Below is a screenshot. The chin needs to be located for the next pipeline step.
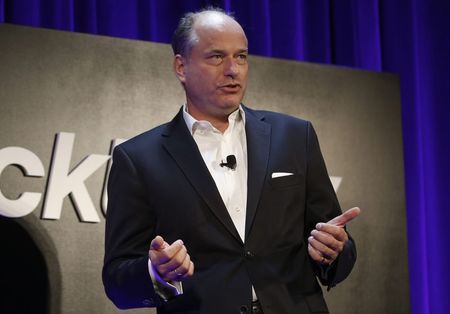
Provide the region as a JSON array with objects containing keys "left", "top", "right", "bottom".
[
  {"left": 221, "top": 103, "right": 241, "bottom": 113},
  {"left": 221, "top": 98, "right": 242, "bottom": 109}
]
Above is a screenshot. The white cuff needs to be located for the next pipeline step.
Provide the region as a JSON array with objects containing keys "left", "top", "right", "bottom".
[{"left": 148, "top": 258, "right": 183, "bottom": 301}]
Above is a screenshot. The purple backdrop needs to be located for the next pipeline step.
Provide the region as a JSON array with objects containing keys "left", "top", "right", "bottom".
[{"left": 1, "top": 1, "right": 449, "bottom": 313}]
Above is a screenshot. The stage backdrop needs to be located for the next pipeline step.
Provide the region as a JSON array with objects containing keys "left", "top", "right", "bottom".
[{"left": 0, "top": 24, "right": 409, "bottom": 314}]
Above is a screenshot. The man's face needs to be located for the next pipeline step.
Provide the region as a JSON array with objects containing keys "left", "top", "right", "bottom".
[{"left": 175, "top": 15, "right": 249, "bottom": 120}]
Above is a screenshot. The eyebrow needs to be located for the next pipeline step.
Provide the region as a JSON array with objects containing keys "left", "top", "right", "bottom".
[
  {"left": 236, "top": 49, "right": 249, "bottom": 54},
  {"left": 206, "top": 48, "right": 249, "bottom": 55}
]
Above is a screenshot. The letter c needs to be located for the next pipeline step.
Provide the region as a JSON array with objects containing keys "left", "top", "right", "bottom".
[{"left": 0, "top": 147, "right": 45, "bottom": 218}]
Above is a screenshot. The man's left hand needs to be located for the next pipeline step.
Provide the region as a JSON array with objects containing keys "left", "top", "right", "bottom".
[{"left": 308, "top": 207, "right": 361, "bottom": 265}]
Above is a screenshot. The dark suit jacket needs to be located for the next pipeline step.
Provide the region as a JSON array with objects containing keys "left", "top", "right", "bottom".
[{"left": 103, "top": 106, "right": 356, "bottom": 314}]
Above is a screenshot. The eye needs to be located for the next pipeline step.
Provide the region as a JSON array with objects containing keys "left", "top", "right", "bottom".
[
  {"left": 236, "top": 54, "right": 248, "bottom": 65},
  {"left": 207, "top": 54, "right": 223, "bottom": 65}
]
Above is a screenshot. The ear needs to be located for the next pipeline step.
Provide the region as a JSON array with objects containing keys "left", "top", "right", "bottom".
[{"left": 173, "top": 54, "right": 187, "bottom": 83}]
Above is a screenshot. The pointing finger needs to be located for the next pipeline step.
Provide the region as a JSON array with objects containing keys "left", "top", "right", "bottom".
[{"left": 327, "top": 207, "right": 361, "bottom": 227}]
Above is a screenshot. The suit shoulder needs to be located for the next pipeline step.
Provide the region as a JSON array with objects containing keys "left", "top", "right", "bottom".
[{"left": 248, "top": 107, "right": 311, "bottom": 129}]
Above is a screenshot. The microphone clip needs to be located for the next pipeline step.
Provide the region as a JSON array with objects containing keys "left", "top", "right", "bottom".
[{"left": 220, "top": 155, "right": 237, "bottom": 170}]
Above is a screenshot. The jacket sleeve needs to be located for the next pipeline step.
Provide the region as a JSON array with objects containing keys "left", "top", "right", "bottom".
[
  {"left": 304, "top": 122, "right": 357, "bottom": 288},
  {"left": 102, "top": 145, "right": 163, "bottom": 309}
]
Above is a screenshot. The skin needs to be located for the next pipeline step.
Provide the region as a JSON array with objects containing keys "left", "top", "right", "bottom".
[
  {"left": 173, "top": 11, "right": 249, "bottom": 133},
  {"left": 149, "top": 236, "right": 194, "bottom": 282},
  {"left": 308, "top": 207, "right": 361, "bottom": 265},
  {"left": 149, "top": 12, "right": 361, "bottom": 282}
]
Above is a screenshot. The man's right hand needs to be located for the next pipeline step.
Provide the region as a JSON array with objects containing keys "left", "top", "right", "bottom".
[{"left": 149, "top": 236, "right": 194, "bottom": 282}]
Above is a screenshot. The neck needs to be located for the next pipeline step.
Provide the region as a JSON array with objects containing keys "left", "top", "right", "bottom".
[{"left": 186, "top": 104, "right": 233, "bottom": 133}]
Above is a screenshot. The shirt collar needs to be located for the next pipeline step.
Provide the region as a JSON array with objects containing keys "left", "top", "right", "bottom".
[{"left": 182, "top": 104, "right": 246, "bottom": 135}]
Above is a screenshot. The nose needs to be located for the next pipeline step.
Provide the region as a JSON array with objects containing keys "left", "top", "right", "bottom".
[{"left": 223, "top": 58, "right": 239, "bottom": 78}]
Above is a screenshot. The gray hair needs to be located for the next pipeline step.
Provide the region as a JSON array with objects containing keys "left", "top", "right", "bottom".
[{"left": 171, "top": 7, "right": 235, "bottom": 57}]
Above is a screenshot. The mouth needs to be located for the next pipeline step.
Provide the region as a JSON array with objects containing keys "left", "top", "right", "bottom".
[{"left": 219, "top": 83, "right": 241, "bottom": 93}]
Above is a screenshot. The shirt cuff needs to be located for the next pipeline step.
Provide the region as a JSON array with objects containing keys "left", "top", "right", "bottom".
[{"left": 148, "top": 258, "right": 183, "bottom": 301}]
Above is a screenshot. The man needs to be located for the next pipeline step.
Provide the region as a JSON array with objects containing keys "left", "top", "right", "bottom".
[{"left": 103, "top": 8, "right": 359, "bottom": 314}]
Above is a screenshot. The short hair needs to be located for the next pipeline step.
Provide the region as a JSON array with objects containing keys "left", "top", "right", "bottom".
[{"left": 171, "top": 7, "right": 235, "bottom": 57}]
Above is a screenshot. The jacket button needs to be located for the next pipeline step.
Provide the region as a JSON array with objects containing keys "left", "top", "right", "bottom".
[
  {"left": 245, "top": 251, "right": 254, "bottom": 259},
  {"left": 240, "top": 305, "right": 248, "bottom": 313}
]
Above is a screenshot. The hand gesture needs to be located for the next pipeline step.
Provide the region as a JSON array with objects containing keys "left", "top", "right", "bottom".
[
  {"left": 308, "top": 207, "right": 360, "bottom": 265},
  {"left": 148, "top": 236, "right": 194, "bottom": 281}
]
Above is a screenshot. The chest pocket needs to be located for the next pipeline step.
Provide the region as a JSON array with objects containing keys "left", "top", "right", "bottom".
[{"left": 268, "top": 173, "right": 303, "bottom": 189}]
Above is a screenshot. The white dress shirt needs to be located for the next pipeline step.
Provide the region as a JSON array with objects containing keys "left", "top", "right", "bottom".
[
  {"left": 149, "top": 105, "right": 256, "bottom": 301},
  {"left": 182, "top": 105, "right": 248, "bottom": 241}
]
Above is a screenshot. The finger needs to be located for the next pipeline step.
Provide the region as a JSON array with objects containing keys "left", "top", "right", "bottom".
[
  {"left": 151, "top": 239, "right": 184, "bottom": 265},
  {"left": 172, "top": 251, "right": 191, "bottom": 276},
  {"left": 163, "top": 239, "right": 185, "bottom": 258},
  {"left": 150, "top": 235, "right": 169, "bottom": 251},
  {"left": 172, "top": 261, "right": 195, "bottom": 281},
  {"left": 327, "top": 207, "right": 361, "bottom": 227},
  {"left": 308, "top": 236, "right": 338, "bottom": 260},
  {"left": 168, "top": 253, "right": 192, "bottom": 281},
  {"left": 309, "top": 244, "right": 332, "bottom": 265},
  {"left": 186, "top": 261, "right": 194, "bottom": 277},
  {"left": 314, "top": 224, "right": 349, "bottom": 242},
  {"left": 308, "top": 243, "right": 323, "bottom": 263},
  {"left": 157, "top": 244, "right": 187, "bottom": 275},
  {"left": 311, "top": 229, "right": 346, "bottom": 250}
]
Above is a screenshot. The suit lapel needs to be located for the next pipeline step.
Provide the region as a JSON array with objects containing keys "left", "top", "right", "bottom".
[
  {"left": 161, "top": 109, "right": 242, "bottom": 244},
  {"left": 243, "top": 107, "right": 271, "bottom": 239}
]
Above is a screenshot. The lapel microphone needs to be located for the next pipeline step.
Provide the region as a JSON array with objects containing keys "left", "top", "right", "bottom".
[{"left": 220, "top": 155, "right": 237, "bottom": 170}]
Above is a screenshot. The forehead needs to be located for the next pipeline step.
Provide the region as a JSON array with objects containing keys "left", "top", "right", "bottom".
[{"left": 191, "top": 13, "right": 248, "bottom": 50}]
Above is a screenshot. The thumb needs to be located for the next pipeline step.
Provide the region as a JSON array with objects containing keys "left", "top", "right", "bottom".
[
  {"left": 327, "top": 207, "right": 361, "bottom": 227},
  {"left": 150, "top": 235, "right": 168, "bottom": 251}
]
